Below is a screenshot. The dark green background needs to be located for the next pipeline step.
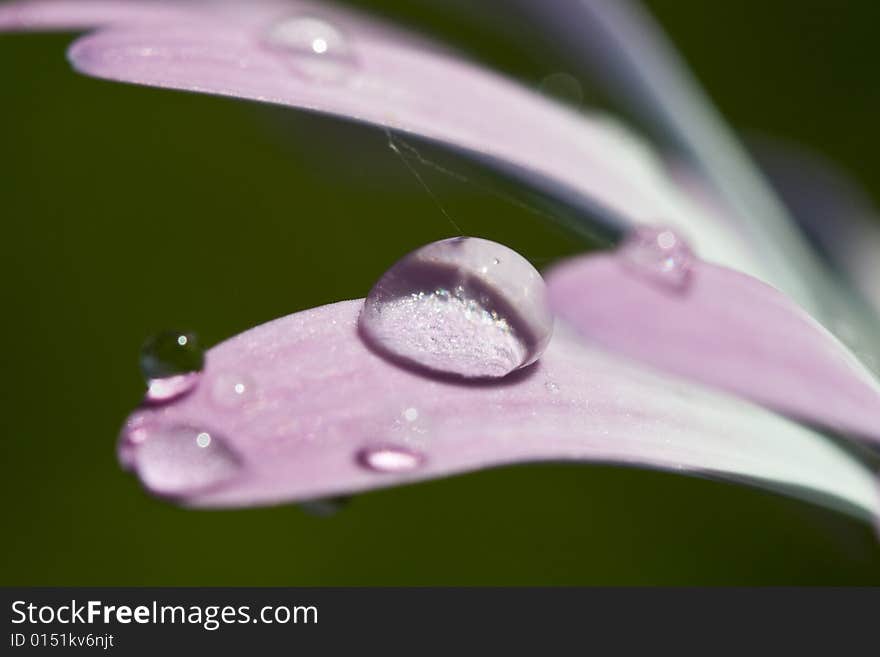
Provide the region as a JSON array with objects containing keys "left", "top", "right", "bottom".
[{"left": 2, "top": 0, "right": 879, "bottom": 584}]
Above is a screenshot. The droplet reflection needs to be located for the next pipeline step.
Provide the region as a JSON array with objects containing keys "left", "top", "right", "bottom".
[{"left": 140, "top": 330, "right": 204, "bottom": 403}]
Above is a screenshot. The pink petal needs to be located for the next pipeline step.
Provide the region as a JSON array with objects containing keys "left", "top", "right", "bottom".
[
  {"left": 0, "top": 0, "right": 186, "bottom": 29},
  {"left": 546, "top": 254, "right": 880, "bottom": 442},
  {"left": 0, "top": 0, "right": 782, "bottom": 290},
  {"left": 512, "top": 0, "right": 827, "bottom": 315},
  {"left": 119, "top": 300, "right": 878, "bottom": 519}
]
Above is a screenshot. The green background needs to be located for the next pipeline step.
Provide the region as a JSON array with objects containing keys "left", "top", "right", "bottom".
[{"left": 2, "top": 0, "right": 879, "bottom": 585}]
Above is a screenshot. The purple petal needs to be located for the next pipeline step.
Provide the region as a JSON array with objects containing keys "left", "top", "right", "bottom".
[
  {"left": 0, "top": 0, "right": 782, "bottom": 287},
  {"left": 0, "top": 0, "right": 186, "bottom": 29},
  {"left": 510, "top": 0, "right": 827, "bottom": 315},
  {"left": 546, "top": 254, "right": 880, "bottom": 442},
  {"left": 118, "top": 300, "right": 878, "bottom": 518}
]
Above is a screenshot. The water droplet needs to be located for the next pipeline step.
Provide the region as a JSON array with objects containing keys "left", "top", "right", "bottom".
[
  {"left": 118, "top": 415, "right": 150, "bottom": 470},
  {"left": 403, "top": 407, "right": 419, "bottom": 422},
  {"left": 360, "top": 237, "right": 553, "bottom": 378},
  {"left": 140, "top": 330, "right": 204, "bottom": 402},
  {"left": 618, "top": 226, "right": 694, "bottom": 289},
  {"left": 356, "top": 444, "right": 425, "bottom": 473},
  {"left": 264, "top": 15, "right": 356, "bottom": 82},
  {"left": 133, "top": 425, "right": 241, "bottom": 496},
  {"left": 210, "top": 372, "right": 255, "bottom": 409},
  {"left": 545, "top": 380, "right": 560, "bottom": 394}
]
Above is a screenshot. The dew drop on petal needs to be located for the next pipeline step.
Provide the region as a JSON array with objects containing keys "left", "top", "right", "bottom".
[
  {"left": 133, "top": 425, "right": 241, "bottom": 496},
  {"left": 118, "top": 415, "right": 151, "bottom": 470},
  {"left": 356, "top": 444, "right": 425, "bottom": 473},
  {"left": 140, "top": 330, "right": 204, "bottom": 402},
  {"left": 210, "top": 372, "right": 254, "bottom": 409},
  {"left": 618, "top": 225, "right": 694, "bottom": 289},
  {"left": 263, "top": 15, "right": 356, "bottom": 82},
  {"left": 360, "top": 237, "right": 553, "bottom": 378}
]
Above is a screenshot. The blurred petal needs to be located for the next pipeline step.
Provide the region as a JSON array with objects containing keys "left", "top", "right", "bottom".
[
  {"left": 509, "top": 0, "right": 838, "bottom": 320},
  {"left": 749, "top": 139, "right": 880, "bottom": 327},
  {"left": 0, "top": 0, "right": 185, "bottom": 29},
  {"left": 120, "top": 300, "right": 878, "bottom": 519},
  {"left": 547, "top": 254, "right": 880, "bottom": 442},
  {"left": 1, "top": 0, "right": 776, "bottom": 284}
]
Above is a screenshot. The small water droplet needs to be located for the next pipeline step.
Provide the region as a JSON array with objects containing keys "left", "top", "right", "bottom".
[
  {"left": 360, "top": 237, "right": 553, "bottom": 378},
  {"left": 618, "top": 226, "right": 694, "bottom": 289},
  {"left": 140, "top": 330, "right": 204, "bottom": 402},
  {"left": 403, "top": 407, "right": 419, "bottom": 422},
  {"left": 118, "top": 415, "right": 150, "bottom": 470},
  {"left": 264, "top": 15, "right": 356, "bottom": 82},
  {"left": 545, "top": 380, "right": 560, "bottom": 394},
  {"left": 356, "top": 444, "right": 425, "bottom": 473},
  {"left": 133, "top": 425, "right": 241, "bottom": 496},
  {"left": 210, "top": 372, "right": 255, "bottom": 409}
]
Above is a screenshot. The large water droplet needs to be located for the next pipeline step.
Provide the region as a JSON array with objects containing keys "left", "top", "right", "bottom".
[
  {"left": 356, "top": 444, "right": 425, "bottom": 473},
  {"left": 618, "top": 226, "right": 694, "bottom": 289},
  {"left": 140, "top": 330, "right": 204, "bottom": 402},
  {"left": 360, "top": 237, "right": 553, "bottom": 378},
  {"left": 133, "top": 425, "right": 241, "bottom": 496},
  {"left": 264, "top": 15, "right": 356, "bottom": 82}
]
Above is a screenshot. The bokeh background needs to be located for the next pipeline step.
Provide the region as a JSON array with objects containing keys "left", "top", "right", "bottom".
[{"left": 2, "top": 0, "right": 879, "bottom": 584}]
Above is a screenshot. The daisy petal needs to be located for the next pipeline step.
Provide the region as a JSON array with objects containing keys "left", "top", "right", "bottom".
[
  {"left": 546, "top": 254, "right": 880, "bottom": 442},
  {"left": 119, "top": 300, "right": 878, "bottom": 519},
  {"left": 1, "top": 0, "right": 785, "bottom": 292},
  {"left": 510, "top": 0, "right": 833, "bottom": 319},
  {"left": 0, "top": 0, "right": 185, "bottom": 29}
]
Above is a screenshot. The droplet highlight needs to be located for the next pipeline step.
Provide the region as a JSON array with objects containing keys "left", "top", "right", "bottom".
[
  {"left": 618, "top": 226, "right": 694, "bottom": 289},
  {"left": 133, "top": 425, "right": 241, "bottom": 496},
  {"left": 360, "top": 237, "right": 553, "bottom": 378},
  {"left": 263, "top": 15, "right": 356, "bottom": 82},
  {"left": 140, "top": 330, "right": 204, "bottom": 403},
  {"left": 356, "top": 444, "right": 425, "bottom": 474}
]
